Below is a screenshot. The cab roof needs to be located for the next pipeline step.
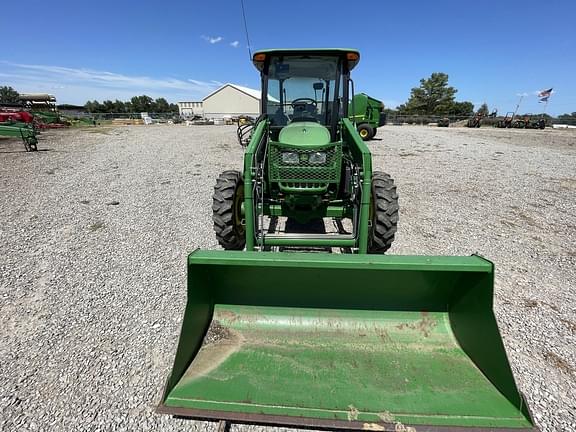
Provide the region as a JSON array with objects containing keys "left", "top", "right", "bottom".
[{"left": 252, "top": 48, "right": 360, "bottom": 72}]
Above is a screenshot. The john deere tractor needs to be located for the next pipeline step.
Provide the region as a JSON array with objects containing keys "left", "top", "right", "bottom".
[
  {"left": 158, "top": 49, "right": 536, "bottom": 432},
  {"left": 212, "top": 49, "right": 398, "bottom": 253}
]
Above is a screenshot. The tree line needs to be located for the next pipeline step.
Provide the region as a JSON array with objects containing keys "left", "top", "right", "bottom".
[{"left": 84, "top": 96, "right": 178, "bottom": 113}]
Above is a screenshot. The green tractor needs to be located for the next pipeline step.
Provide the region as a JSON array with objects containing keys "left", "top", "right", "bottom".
[
  {"left": 158, "top": 49, "right": 536, "bottom": 431},
  {"left": 213, "top": 49, "right": 398, "bottom": 253},
  {"left": 349, "top": 92, "right": 386, "bottom": 140}
]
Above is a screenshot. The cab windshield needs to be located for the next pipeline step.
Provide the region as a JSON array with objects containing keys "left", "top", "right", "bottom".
[{"left": 266, "top": 55, "right": 341, "bottom": 127}]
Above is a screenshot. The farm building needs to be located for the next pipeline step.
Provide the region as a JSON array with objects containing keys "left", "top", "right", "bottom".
[
  {"left": 177, "top": 101, "right": 203, "bottom": 117},
  {"left": 202, "top": 83, "right": 261, "bottom": 119}
]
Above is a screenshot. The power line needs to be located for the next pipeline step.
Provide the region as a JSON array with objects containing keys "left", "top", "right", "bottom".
[{"left": 240, "top": 0, "right": 252, "bottom": 59}]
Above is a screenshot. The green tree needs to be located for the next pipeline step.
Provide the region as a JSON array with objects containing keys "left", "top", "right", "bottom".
[
  {"left": 0, "top": 86, "right": 20, "bottom": 104},
  {"left": 402, "top": 73, "right": 457, "bottom": 115},
  {"left": 83, "top": 95, "right": 178, "bottom": 113},
  {"left": 451, "top": 101, "right": 475, "bottom": 117},
  {"left": 477, "top": 103, "right": 489, "bottom": 116},
  {"left": 152, "top": 97, "right": 170, "bottom": 112},
  {"left": 102, "top": 100, "right": 115, "bottom": 112},
  {"left": 130, "top": 95, "right": 153, "bottom": 112},
  {"left": 113, "top": 99, "right": 127, "bottom": 113},
  {"left": 85, "top": 100, "right": 103, "bottom": 113}
]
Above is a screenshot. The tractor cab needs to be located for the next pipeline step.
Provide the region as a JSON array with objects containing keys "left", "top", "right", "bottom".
[
  {"left": 250, "top": 50, "right": 361, "bottom": 222},
  {"left": 253, "top": 49, "right": 359, "bottom": 141}
]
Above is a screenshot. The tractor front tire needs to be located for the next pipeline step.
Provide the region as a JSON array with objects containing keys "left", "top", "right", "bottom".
[
  {"left": 357, "top": 123, "right": 374, "bottom": 141},
  {"left": 212, "top": 170, "right": 246, "bottom": 250},
  {"left": 368, "top": 171, "right": 399, "bottom": 253}
]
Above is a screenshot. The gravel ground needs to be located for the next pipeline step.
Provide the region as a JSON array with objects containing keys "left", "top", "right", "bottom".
[{"left": 1, "top": 124, "right": 575, "bottom": 431}]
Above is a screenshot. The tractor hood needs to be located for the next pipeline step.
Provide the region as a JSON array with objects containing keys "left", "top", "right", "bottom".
[{"left": 278, "top": 122, "right": 331, "bottom": 146}]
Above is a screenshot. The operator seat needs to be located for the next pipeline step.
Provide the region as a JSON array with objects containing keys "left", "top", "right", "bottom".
[{"left": 272, "top": 107, "right": 289, "bottom": 126}]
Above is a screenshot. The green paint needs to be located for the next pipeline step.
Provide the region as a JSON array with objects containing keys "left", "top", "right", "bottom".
[
  {"left": 160, "top": 252, "right": 535, "bottom": 429},
  {"left": 278, "top": 122, "right": 331, "bottom": 146},
  {"left": 349, "top": 93, "right": 386, "bottom": 131},
  {"left": 0, "top": 124, "right": 38, "bottom": 150}
]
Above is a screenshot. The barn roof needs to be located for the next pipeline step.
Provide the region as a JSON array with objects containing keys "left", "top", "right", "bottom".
[{"left": 202, "top": 83, "right": 261, "bottom": 102}]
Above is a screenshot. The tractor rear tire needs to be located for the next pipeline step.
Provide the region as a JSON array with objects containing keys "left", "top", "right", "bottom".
[
  {"left": 357, "top": 123, "right": 374, "bottom": 141},
  {"left": 212, "top": 170, "right": 246, "bottom": 250},
  {"left": 368, "top": 171, "right": 399, "bottom": 254}
]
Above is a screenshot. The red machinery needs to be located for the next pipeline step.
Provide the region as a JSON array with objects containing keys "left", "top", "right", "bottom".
[{"left": 0, "top": 111, "right": 34, "bottom": 124}]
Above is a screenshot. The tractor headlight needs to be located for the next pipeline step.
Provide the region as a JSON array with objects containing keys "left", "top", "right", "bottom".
[
  {"left": 308, "top": 151, "right": 327, "bottom": 165},
  {"left": 281, "top": 152, "right": 299, "bottom": 165}
]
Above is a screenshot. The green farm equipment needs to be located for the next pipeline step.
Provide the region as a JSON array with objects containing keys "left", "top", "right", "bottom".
[
  {"left": 158, "top": 49, "right": 536, "bottom": 431},
  {"left": 0, "top": 124, "right": 38, "bottom": 151},
  {"left": 349, "top": 92, "right": 386, "bottom": 140}
]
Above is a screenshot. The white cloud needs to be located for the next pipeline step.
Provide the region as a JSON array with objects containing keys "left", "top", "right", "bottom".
[
  {"left": 230, "top": 41, "right": 240, "bottom": 48},
  {"left": 0, "top": 61, "right": 221, "bottom": 104},
  {"left": 201, "top": 35, "right": 223, "bottom": 44}
]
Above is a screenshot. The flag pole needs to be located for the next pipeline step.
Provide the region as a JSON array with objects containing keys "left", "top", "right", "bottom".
[
  {"left": 543, "top": 89, "right": 552, "bottom": 115},
  {"left": 538, "top": 87, "right": 554, "bottom": 118}
]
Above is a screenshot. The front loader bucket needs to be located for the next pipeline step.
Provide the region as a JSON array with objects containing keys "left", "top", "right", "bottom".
[{"left": 158, "top": 251, "right": 536, "bottom": 431}]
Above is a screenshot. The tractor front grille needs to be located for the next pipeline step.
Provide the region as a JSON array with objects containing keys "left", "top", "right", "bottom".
[{"left": 268, "top": 143, "right": 342, "bottom": 191}]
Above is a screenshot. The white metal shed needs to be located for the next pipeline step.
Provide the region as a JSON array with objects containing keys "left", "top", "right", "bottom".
[{"left": 202, "top": 83, "right": 261, "bottom": 119}]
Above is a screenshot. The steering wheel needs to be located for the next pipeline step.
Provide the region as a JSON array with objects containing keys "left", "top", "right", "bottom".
[{"left": 291, "top": 98, "right": 317, "bottom": 109}]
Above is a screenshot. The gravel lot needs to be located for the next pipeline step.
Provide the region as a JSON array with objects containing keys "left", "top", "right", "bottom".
[{"left": 1, "top": 125, "right": 575, "bottom": 431}]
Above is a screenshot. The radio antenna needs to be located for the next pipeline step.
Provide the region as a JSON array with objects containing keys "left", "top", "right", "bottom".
[{"left": 240, "top": 0, "right": 252, "bottom": 58}]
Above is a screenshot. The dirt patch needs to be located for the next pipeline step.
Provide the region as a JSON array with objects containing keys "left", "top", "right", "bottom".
[
  {"left": 88, "top": 221, "right": 105, "bottom": 232},
  {"left": 373, "top": 324, "right": 392, "bottom": 343},
  {"left": 182, "top": 321, "right": 243, "bottom": 382},
  {"left": 347, "top": 404, "right": 359, "bottom": 421},
  {"left": 559, "top": 317, "right": 576, "bottom": 334},
  {"left": 216, "top": 309, "right": 239, "bottom": 323},
  {"left": 543, "top": 351, "right": 575, "bottom": 376},
  {"left": 559, "top": 177, "right": 576, "bottom": 190},
  {"left": 396, "top": 312, "right": 437, "bottom": 337},
  {"left": 378, "top": 411, "right": 395, "bottom": 422},
  {"left": 362, "top": 423, "right": 385, "bottom": 431},
  {"left": 204, "top": 320, "right": 233, "bottom": 345}
]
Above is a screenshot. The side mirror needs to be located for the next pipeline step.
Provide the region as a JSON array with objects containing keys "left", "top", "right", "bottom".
[{"left": 313, "top": 82, "right": 324, "bottom": 90}]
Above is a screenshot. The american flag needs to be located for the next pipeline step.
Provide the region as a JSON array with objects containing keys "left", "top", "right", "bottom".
[{"left": 538, "top": 88, "right": 553, "bottom": 103}]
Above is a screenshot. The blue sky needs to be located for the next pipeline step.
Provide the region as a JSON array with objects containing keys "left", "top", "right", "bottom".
[{"left": 1, "top": 0, "right": 574, "bottom": 115}]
